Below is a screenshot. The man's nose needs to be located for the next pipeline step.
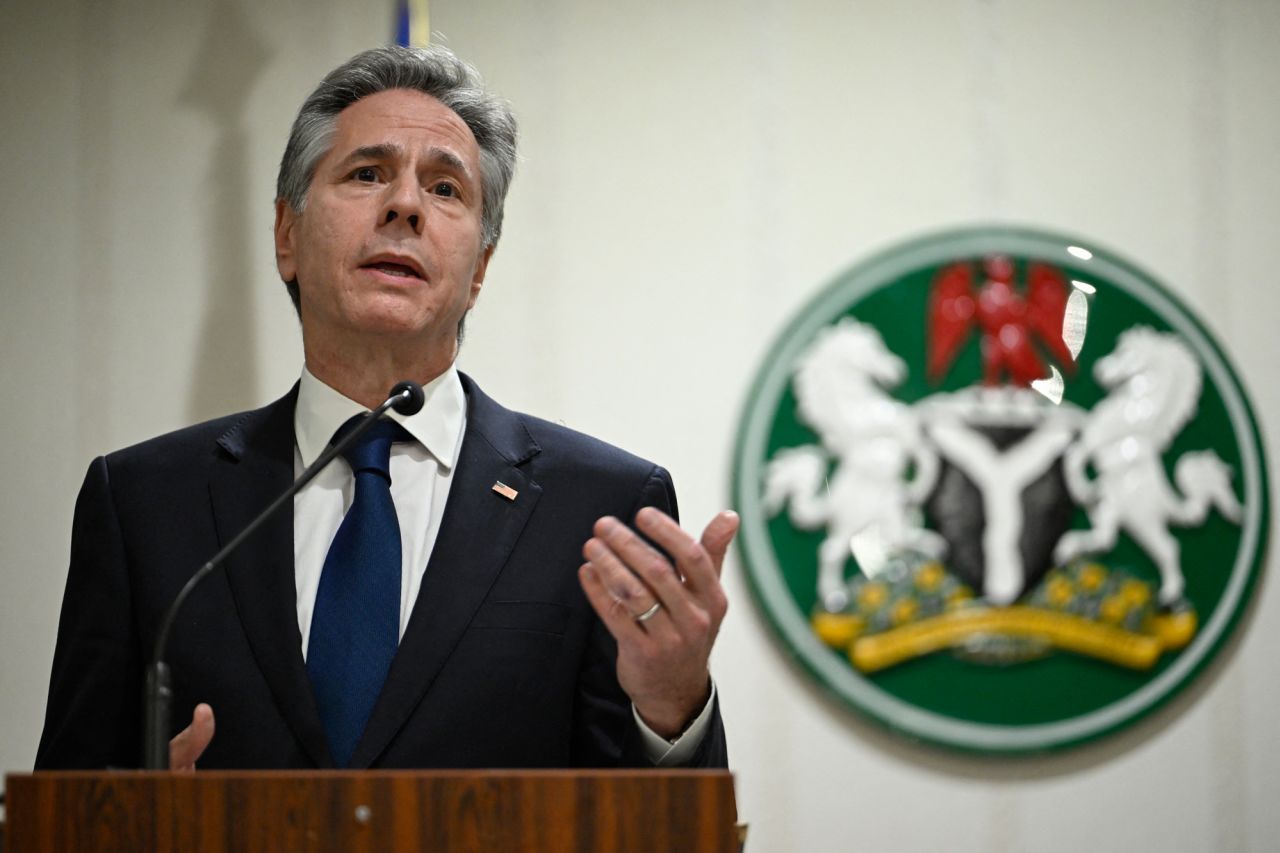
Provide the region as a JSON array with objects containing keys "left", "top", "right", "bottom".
[{"left": 379, "top": 177, "right": 424, "bottom": 234}]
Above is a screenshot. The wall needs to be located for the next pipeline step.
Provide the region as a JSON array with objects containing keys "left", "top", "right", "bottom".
[{"left": 1, "top": 1, "right": 1277, "bottom": 850}]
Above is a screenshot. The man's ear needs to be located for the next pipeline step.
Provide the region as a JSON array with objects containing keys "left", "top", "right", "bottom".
[
  {"left": 467, "top": 244, "right": 495, "bottom": 309},
  {"left": 274, "top": 198, "right": 298, "bottom": 283}
]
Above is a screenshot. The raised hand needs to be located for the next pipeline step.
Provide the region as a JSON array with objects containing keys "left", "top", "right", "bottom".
[{"left": 579, "top": 507, "right": 738, "bottom": 738}]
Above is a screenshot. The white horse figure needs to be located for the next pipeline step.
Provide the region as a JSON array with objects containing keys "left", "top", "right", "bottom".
[
  {"left": 763, "top": 319, "right": 945, "bottom": 612},
  {"left": 1054, "top": 327, "right": 1243, "bottom": 605}
]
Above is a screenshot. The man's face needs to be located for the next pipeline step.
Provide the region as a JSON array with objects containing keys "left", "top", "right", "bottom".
[{"left": 275, "top": 89, "right": 493, "bottom": 359}]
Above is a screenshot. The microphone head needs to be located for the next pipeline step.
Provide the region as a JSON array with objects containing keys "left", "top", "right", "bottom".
[{"left": 389, "top": 380, "right": 426, "bottom": 416}]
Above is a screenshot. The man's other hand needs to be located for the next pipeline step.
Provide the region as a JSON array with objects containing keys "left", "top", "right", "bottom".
[
  {"left": 169, "top": 703, "right": 215, "bottom": 771},
  {"left": 579, "top": 507, "right": 738, "bottom": 739}
]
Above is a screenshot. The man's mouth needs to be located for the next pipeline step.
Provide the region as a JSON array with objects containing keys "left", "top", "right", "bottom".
[
  {"left": 362, "top": 257, "right": 426, "bottom": 281},
  {"left": 369, "top": 262, "right": 419, "bottom": 278}
]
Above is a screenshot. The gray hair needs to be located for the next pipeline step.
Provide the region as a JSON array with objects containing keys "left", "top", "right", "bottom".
[{"left": 276, "top": 45, "right": 518, "bottom": 313}]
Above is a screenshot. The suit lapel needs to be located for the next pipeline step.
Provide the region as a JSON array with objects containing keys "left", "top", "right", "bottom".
[
  {"left": 349, "top": 374, "right": 543, "bottom": 768},
  {"left": 210, "top": 385, "right": 333, "bottom": 768}
]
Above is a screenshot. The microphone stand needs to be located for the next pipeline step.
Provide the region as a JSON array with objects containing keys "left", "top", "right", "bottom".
[{"left": 142, "top": 381, "right": 425, "bottom": 769}]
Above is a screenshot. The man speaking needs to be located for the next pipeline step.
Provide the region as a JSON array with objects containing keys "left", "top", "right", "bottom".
[{"left": 35, "top": 45, "right": 734, "bottom": 771}]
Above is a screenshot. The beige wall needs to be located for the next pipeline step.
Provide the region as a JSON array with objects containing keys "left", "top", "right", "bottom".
[{"left": 2, "top": 1, "right": 1277, "bottom": 850}]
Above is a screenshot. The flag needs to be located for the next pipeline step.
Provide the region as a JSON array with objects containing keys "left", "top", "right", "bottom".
[{"left": 395, "top": 0, "right": 430, "bottom": 47}]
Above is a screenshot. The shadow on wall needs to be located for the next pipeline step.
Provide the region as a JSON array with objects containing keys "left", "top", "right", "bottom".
[{"left": 180, "top": 0, "right": 269, "bottom": 422}]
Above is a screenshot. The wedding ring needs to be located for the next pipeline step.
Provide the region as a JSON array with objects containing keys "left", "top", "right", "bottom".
[{"left": 634, "top": 602, "right": 662, "bottom": 623}]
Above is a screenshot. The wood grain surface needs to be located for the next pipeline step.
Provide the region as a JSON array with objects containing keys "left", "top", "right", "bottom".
[{"left": 4, "top": 770, "right": 737, "bottom": 852}]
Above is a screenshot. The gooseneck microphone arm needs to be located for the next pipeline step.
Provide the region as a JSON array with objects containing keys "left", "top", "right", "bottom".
[{"left": 143, "top": 380, "right": 426, "bottom": 770}]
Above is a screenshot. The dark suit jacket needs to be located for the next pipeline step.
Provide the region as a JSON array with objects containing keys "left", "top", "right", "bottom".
[{"left": 35, "top": 374, "right": 726, "bottom": 770}]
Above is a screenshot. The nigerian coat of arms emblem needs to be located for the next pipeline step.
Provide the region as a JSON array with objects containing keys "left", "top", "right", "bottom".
[{"left": 733, "top": 227, "right": 1270, "bottom": 752}]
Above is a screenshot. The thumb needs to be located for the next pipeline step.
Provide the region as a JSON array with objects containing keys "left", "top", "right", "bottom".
[
  {"left": 169, "top": 703, "right": 215, "bottom": 771},
  {"left": 700, "top": 510, "right": 740, "bottom": 572}
]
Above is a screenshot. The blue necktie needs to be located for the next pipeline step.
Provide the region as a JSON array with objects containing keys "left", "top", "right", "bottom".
[{"left": 307, "top": 415, "right": 411, "bottom": 767}]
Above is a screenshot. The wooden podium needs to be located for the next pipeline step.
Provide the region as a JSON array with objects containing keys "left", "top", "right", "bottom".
[{"left": 4, "top": 769, "right": 739, "bottom": 852}]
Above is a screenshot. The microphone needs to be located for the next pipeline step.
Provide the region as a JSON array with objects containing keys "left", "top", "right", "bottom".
[
  {"left": 143, "top": 381, "right": 425, "bottom": 769},
  {"left": 389, "top": 380, "right": 425, "bottom": 416}
]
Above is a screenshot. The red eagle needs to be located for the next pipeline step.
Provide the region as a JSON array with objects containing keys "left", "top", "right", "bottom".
[{"left": 928, "top": 256, "right": 1075, "bottom": 386}]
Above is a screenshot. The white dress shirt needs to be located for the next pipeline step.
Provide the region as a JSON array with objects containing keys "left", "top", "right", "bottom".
[
  {"left": 293, "top": 365, "right": 464, "bottom": 651},
  {"left": 291, "top": 365, "right": 713, "bottom": 765}
]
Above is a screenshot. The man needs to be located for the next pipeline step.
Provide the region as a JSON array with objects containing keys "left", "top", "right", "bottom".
[{"left": 36, "top": 45, "right": 734, "bottom": 770}]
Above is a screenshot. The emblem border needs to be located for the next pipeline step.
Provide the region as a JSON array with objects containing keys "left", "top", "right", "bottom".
[{"left": 732, "top": 225, "right": 1270, "bottom": 752}]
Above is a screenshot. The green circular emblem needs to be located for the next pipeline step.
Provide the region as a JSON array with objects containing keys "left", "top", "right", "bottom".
[{"left": 733, "top": 226, "right": 1270, "bottom": 752}]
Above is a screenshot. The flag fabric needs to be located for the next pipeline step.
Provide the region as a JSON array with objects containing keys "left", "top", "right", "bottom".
[{"left": 395, "top": 0, "right": 430, "bottom": 47}]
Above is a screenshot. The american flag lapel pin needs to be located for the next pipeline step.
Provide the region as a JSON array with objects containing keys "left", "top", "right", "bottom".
[{"left": 491, "top": 481, "right": 519, "bottom": 501}]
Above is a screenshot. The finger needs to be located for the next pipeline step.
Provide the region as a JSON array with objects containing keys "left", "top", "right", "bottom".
[
  {"left": 169, "top": 703, "right": 215, "bottom": 771},
  {"left": 594, "top": 516, "right": 714, "bottom": 638},
  {"left": 594, "top": 514, "right": 686, "bottom": 589},
  {"left": 700, "top": 510, "right": 740, "bottom": 575},
  {"left": 632, "top": 508, "right": 723, "bottom": 592},
  {"left": 582, "top": 533, "right": 655, "bottom": 610},
  {"left": 583, "top": 535, "right": 685, "bottom": 642},
  {"left": 592, "top": 516, "right": 694, "bottom": 610},
  {"left": 578, "top": 562, "right": 650, "bottom": 645}
]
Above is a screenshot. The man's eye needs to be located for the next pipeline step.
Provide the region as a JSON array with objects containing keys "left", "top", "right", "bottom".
[
  {"left": 431, "top": 182, "right": 457, "bottom": 197},
  {"left": 353, "top": 167, "right": 378, "bottom": 182}
]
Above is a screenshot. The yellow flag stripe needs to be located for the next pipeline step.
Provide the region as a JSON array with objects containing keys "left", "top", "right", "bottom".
[{"left": 408, "top": 0, "right": 430, "bottom": 47}]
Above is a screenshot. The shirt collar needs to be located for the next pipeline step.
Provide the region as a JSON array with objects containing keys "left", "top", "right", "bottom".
[{"left": 295, "top": 364, "right": 466, "bottom": 470}]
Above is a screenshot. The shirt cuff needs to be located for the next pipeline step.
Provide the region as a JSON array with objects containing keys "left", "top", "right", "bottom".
[{"left": 632, "top": 681, "right": 717, "bottom": 767}]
